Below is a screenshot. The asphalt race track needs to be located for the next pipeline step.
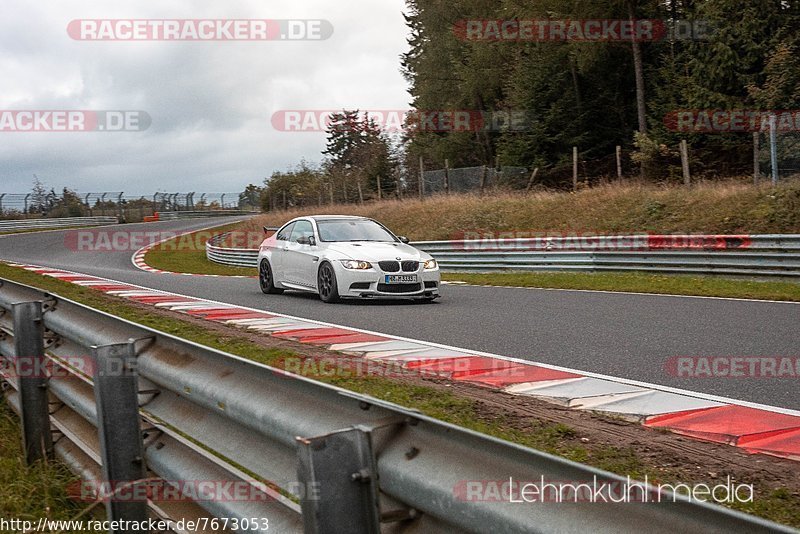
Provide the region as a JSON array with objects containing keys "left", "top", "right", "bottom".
[{"left": 1, "top": 218, "right": 798, "bottom": 409}]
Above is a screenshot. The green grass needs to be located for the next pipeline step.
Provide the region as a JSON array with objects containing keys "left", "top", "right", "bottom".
[
  {"left": 0, "top": 399, "right": 103, "bottom": 529},
  {"left": 1, "top": 261, "right": 798, "bottom": 528},
  {"left": 442, "top": 271, "right": 800, "bottom": 301},
  {"left": 142, "top": 222, "right": 255, "bottom": 276}
]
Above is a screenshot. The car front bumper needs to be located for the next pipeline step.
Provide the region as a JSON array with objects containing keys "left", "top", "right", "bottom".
[{"left": 333, "top": 263, "right": 441, "bottom": 299}]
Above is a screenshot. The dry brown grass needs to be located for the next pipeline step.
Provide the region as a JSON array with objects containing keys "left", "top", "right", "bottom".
[{"left": 239, "top": 179, "right": 800, "bottom": 240}]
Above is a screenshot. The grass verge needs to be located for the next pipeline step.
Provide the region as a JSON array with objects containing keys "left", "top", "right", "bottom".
[
  {"left": 141, "top": 222, "right": 255, "bottom": 276},
  {"left": 0, "top": 261, "right": 799, "bottom": 527},
  {"left": 242, "top": 179, "right": 800, "bottom": 240},
  {"left": 443, "top": 271, "right": 800, "bottom": 301},
  {"left": 0, "top": 398, "right": 103, "bottom": 528}
]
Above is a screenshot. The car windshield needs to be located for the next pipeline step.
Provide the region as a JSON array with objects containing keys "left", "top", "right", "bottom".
[{"left": 317, "top": 219, "right": 396, "bottom": 242}]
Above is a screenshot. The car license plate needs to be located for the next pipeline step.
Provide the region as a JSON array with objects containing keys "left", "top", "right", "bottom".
[{"left": 384, "top": 275, "right": 417, "bottom": 284}]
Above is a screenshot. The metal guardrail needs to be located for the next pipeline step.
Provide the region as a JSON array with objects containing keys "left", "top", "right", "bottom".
[
  {"left": 0, "top": 216, "right": 118, "bottom": 233},
  {"left": 206, "top": 232, "right": 262, "bottom": 268},
  {"left": 0, "top": 278, "right": 788, "bottom": 533},
  {"left": 157, "top": 210, "right": 255, "bottom": 221},
  {"left": 206, "top": 233, "right": 800, "bottom": 277}
]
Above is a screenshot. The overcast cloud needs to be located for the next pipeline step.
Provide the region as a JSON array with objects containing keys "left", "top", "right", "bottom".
[{"left": 0, "top": 0, "right": 410, "bottom": 195}]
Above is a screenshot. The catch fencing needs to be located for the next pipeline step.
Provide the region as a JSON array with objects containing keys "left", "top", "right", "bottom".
[
  {"left": 206, "top": 233, "right": 800, "bottom": 278},
  {"left": 0, "top": 191, "right": 257, "bottom": 223},
  {"left": 0, "top": 278, "right": 786, "bottom": 533},
  {"left": 421, "top": 166, "right": 529, "bottom": 195}
]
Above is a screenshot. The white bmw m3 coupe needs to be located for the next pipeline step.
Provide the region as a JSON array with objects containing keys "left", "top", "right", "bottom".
[{"left": 257, "top": 215, "right": 441, "bottom": 303}]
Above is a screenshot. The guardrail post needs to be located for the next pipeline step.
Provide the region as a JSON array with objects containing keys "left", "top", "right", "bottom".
[
  {"left": 12, "top": 301, "right": 53, "bottom": 464},
  {"left": 0, "top": 193, "right": 5, "bottom": 215},
  {"left": 91, "top": 342, "right": 148, "bottom": 529},
  {"left": 297, "top": 427, "right": 381, "bottom": 534}
]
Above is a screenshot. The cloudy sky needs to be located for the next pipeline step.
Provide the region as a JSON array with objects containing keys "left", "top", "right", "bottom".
[{"left": 0, "top": 0, "right": 411, "bottom": 195}]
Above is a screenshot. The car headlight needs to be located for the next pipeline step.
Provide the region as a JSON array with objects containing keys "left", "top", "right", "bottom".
[
  {"left": 340, "top": 260, "right": 373, "bottom": 270},
  {"left": 423, "top": 259, "right": 438, "bottom": 270}
]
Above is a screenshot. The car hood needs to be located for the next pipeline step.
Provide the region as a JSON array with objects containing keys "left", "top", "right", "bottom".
[{"left": 324, "top": 242, "right": 431, "bottom": 262}]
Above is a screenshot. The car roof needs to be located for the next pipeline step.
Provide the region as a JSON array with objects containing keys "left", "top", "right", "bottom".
[{"left": 307, "top": 215, "right": 369, "bottom": 221}]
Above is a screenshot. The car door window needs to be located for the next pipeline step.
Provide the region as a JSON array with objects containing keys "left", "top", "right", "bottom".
[
  {"left": 276, "top": 222, "right": 295, "bottom": 241},
  {"left": 289, "top": 220, "right": 314, "bottom": 243}
]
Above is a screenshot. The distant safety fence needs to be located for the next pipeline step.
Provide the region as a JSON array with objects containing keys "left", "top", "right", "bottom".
[
  {"left": 0, "top": 191, "right": 258, "bottom": 223},
  {"left": 206, "top": 233, "right": 800, "bottom": 277}
]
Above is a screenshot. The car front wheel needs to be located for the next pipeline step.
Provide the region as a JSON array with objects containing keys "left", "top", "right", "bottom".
[
  {"left": 317, "top": 262, "right": 341, "bottom": 303},
  {"left": 259, "top": 260, "right": 283, "bottom": 294}
]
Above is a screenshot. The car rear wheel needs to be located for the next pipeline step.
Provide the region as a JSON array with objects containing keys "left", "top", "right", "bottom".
[
  {"left": 317, "top": 262, "right": 340, "bottom": 303},
  {"left": 259, "top": 260, "right": 283, "bottom": 294}
]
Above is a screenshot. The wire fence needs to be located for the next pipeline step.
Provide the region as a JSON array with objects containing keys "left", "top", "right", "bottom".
[
  {"left": 417, "top": 135, "right": 800, "bottom": 197},
  {"left": 421, "top": 166, "right": 530, "bottom": 195},
  {"left": 0, "top": 191, "right": 259, "bottom": 222}
]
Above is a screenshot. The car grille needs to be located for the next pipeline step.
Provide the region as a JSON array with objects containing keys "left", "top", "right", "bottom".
[
  {"left": 377, "top": 283, "right": 422, "bottom": 294},
  {"left": 401, "top": 260, "right": 419, "bottom": 272},
  {"left": 378, "top": 260, "right": 419, "bottom": 272},
  {"left": 378, "top": 261, "right": 400, "bottom": 272}
]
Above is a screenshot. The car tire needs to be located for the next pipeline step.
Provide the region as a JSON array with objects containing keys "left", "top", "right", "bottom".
[
  {"left": 317, "top": 262, "right": 341, "bottom": 303},
  {"left": 259, "top": 260, "right": 283, "bottom": 295}
]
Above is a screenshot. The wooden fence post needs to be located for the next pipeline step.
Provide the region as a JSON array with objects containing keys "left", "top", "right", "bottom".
[
  {"left": 419, "top": 156, "right": 425, "bottom": 199},
  {"left": 525, "top": 168, "right": 539, "bottom": 192},
  {"left": 680, "top": 140, "right": 691, "bottom": 186},
  {"left": 753, "top": 132, "right": 760, "bottom": 185},
  {"left": 444, "top": 159, "right": 450, "bottom": 195},
  {"left": 572, "top": 147, "right": 578, "bottom": 191}
]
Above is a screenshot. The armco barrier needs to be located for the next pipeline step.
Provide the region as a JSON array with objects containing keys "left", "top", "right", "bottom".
[
  {"left": 0, "top": 216, "right": 118, "bottom": 233},
  {"left": 0, "top": 278, "right": 789, "bottom": 533},
  {"left": 156, "top": 210, "right": 255, "bottom": 221},
  {"left": 206, "top": 233, "right": 800, "bottom": 277},
  {"left": 205, "top": 230, "right": 271, "bottom": 268}
]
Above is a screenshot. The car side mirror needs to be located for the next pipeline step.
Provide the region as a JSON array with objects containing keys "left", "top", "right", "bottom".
[
  {"left": 297, "top": 236, "right": 316, "bottom": 246},
  {"left": 398, "top": 236, "right": 410, "bottom": 244}
]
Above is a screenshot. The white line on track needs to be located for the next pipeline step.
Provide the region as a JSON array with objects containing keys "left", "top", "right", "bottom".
[{"left": 442, "top": 280, "right": 800, "bottom": 305}]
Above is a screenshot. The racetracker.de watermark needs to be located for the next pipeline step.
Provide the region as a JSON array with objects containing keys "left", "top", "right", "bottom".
[
  {"left": 69, "top": 479, "right": 319, "bottom": 502},
  {"left": 665, "top": 110, "right": 800, "bottom": 133},
  {"left": 64, "top": 230, "right": 265, "bottom": 252},
  {"left": 67, "top": 19, "right": 333, "bottom": 40},
  {"left": 0, "top": 110, "right": 150, "bottom": 132},
  {"left": 449, "top": 231, "right": 752, "bottom": 252},
  {"left": 454, "top": 19, "right": 712, "bottom": 42},
  {"left": 0, "top": 355, "right": 94, "bottom": 381},
  {"left": 665, "top": 356, "right": 800, "bottom": 378},
  {"left": 270, "top": 110, "right": 533, "bottom": 133},
  {"left": 278, "top": 356, "right": 516, "bottom": 380}
]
